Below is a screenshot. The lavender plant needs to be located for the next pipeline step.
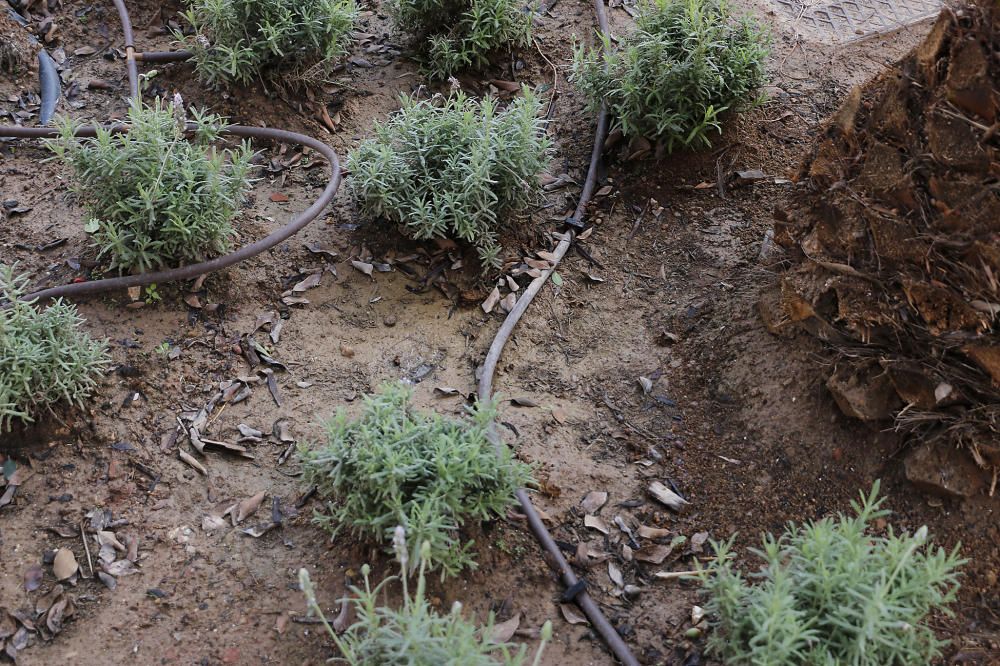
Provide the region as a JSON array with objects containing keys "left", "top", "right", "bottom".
[
  {"left": 0, "top": 265, "right": 108, "bottom": 432},
  {"left": 700, "top": 481, "right": 965, "bottom": 665},
  {"left": 347, "top": 91, "right": 549, "bottom": 270},
  {"left": 298, "top": 534, "right": 552, "bottom": 665},
  {"left": 178, "top": 0, "right": 357, "bottom": 88},
  {"left": 572, "top": 0, "right": 768, "bottom": 151},
  {"left": 390, "top": 0, "right": 531, "bottom": 79},
  {"left": 300, "top": 382, "right": 533, "bottom": 577},
  {"left": 48, "top": 96, "right": 254, "bottom": 275}
]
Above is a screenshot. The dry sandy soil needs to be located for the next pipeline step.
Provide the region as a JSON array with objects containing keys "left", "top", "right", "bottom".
[{"left": 1, "top": 0, "right": 998, "bottom": 664}]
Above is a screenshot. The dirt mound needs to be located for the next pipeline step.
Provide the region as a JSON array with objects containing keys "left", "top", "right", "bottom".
[
  {"left": 765, "top": 4, "right": 999, "bottom": 496},
  {"left": 0, "top": 10, "right": 37, "bottom": 78}
]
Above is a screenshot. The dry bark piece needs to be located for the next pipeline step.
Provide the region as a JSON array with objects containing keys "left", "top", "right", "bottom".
[{"left": 648, "top": 482, "right": 688, "bottom": 512}]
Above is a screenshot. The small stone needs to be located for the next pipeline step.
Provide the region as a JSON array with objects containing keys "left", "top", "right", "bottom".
[
  {"left": 340, "top": 343, "right": 355, "bottom": 358},
  {"left": 383, "top": 315, "right": 397, "bottom": 327}
]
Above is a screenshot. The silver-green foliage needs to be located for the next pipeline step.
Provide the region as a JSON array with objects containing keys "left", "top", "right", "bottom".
[
  {"left": 701, "top": 481, "right": 965, "bottom": 665},
  {"left": 299, "top": 537, "right": 552, "bottom": 665},
  {"left": 348, "top": 92, "right": 549, "bottom": 270},
  {"left": 48, "top": 97, "right": 254, "bottom": 275},
  {"left": 0, "top": 265, "right": 108, "bottom": 432},
  {"left": 300, "top": 382, "right": 534, "bottom": 577},
  {"left": 572, "top": 0, "right": 768, "bottom": 151},
  {"left": 179, "top": 0, "right": 357, "bottom": 88},
  {"left": 391, "top": 0, "right": 530, "bottom": 79}
]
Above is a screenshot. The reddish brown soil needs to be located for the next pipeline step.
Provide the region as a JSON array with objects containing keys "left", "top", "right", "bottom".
[{"left": 1, "top": 1, "right": 998, "bottom": 665}]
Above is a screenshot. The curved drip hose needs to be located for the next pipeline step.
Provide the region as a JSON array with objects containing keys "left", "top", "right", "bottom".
[{"left": 475, "top": 0, "right": 636, "bottom": 662}]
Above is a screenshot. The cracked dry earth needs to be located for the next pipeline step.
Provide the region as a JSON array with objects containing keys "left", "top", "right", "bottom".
[{"left": 1, "top": 0, "right": 998, "bottom": 665}]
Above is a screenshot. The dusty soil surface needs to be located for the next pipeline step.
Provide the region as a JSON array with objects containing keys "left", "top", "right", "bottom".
[{"left": 1, "top": 0, "right": 998, "bottom": 665}]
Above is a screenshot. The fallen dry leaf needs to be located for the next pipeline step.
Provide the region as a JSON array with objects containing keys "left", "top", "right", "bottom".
[
  {"left": 235, "top": 491, "right": 267, "bottom": 525},
  {"left": 559, "top": 604, "right": 588, "bottom": 625},
  {"left": 580, "top": 491, "right": 608, "bottom": 514},
  {"left": 351, "top": 260, "right": 374, "bottom": 277},
  {"left": 634, "top": 544, "right": 674, "bottom": 565},
  {"left": 637, "top": 525, "right": 672, "bottom": 540},
  {"left": 292, "top": 272, "right": 322, "bottom": 292},
  {"left": 178, "top": 448, "right": 207, "bottom": 475},
  {"left": 482, "top": 286, "right": 501, "bottom": 314},
  {"left": 608, "top": 561, "right": 624, "bottom": 588},
  {"left": 36, "top": 584, "right": 64, "bottom": 615},
  {"left": 584, "top": 514, "right": 610, "bottom": 534},
  {"left": 23, "top": 565, "right": 43, "bottom": 592},
  {"left": 499, "top": 292, "right": 517, "bottom": 313},
  {"left": 102, "top": 559, "right": 138, "bottom": 577},
  {"left": 490, "top": 614, "right": 520, "bottom": 643}
]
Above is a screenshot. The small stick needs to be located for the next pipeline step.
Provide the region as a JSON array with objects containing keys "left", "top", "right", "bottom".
[
  {"left": 80, "top": 522, "right": 94, "bottom": 578},
  {"left": 627, "top": 200, "right": 651, "bottom": 243}
]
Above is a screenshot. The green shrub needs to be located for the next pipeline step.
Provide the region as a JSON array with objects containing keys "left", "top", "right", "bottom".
[
  {"left": 178, "top": 0, "right": 357, "bottom": 88},
  {"left": 48, "top": 96, "right": 254, "bottom": 275},
  {"left": 0, "top": 265, "right": 108, "bottom": 432},
  {"left": 391, "top": 0, "right": 531, "bottom": 79},
  {"left": 299, "top": 535, "right": 552, "bottom": 665},
  {"left": 572, "top": 0, "right": 768, "bottom": 151},
  {"left": 300, "top": 382, "right": 533, "bottom": 577},
  {"left": 347, "top": 91, "right": 549, "bottom": 270},
  {"left": 700, "top": 481, "right": 965, "bottom": 665}
]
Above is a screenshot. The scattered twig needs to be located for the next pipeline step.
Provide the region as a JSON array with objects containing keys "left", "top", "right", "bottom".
[{"left": 80, "top": 522, "right": 94, "bottom": 578}]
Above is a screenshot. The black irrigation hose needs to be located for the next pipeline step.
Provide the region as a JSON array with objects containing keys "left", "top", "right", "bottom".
[
  {"left": 2, "top": 0, "right": 637, "bottom": 662},
  {"left": 476, "top": 0, "right": 638, "bottom": 663},
  {"left": 109, "top": 0, "right": 139, "bottom": 99},
  {"left": 37, "top": 49, "right": 60, "bottom": 125}
]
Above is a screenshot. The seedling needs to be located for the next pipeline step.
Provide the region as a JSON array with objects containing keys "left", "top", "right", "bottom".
[
  {"left": 179, "top": 0, "right": 357, "bottom": 88},
  {"left": 700, "top": 481, "right": 965, "bottom": 665},
  {"left": 572, "top": 0, "right": 768, "bottom": 151},
  {"left": 300, "top": 382, "right": 534, "bottom": 577},
  {"left": 0, "top": 265, "right": 108, "bottom": 433},
  {"left": 390, "top": 0, "right": 531, "bottom": 79},
  {"left": 299, "top": 532, "right": 552, "bottom": 665},
  {"left": 48, "top": 95, "right": 254, "bottom": 275},
  {"left": 348, "top": 91, "right": 550, "bottom": 270}
]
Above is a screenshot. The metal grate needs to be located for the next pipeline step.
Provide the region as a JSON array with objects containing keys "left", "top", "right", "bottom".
[{"left": 772, "top": 0, "right": 942, "bottom": 42}]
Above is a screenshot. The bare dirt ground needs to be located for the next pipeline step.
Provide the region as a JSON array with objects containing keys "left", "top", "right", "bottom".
[{"left": 1, "top": 0, "right": 998, "bottom": 665}]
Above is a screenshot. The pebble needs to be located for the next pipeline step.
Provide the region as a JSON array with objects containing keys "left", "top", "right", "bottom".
[{"left": 384, "top": 315, "right": 397, "bottom": 327}]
